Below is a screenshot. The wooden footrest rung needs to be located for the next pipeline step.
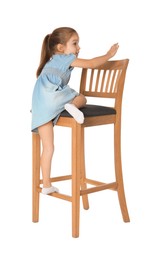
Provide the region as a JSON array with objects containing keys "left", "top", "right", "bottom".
[
  {"left": 39, "top": 175, "right": 72, "bottom": 184},
  {"left": 80, "top": 181, "right": 117, "bottom": 195},
  {"left": 37, "top": 187, "right": 72, "bottom": 202},
  {"left": 49, "top": 192, "right": 72, "bottom": 202}
]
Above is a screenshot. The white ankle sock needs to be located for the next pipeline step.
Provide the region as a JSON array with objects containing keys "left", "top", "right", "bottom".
[
  {"left": 64, "top": 103, "right": 84, "bottom": 124},
  {"left": 42, "top": 186, "right": 59, "bottom": 195}
]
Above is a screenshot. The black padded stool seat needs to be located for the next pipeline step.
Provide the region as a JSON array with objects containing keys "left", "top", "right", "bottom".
[{"left": 60, "top": 104, "right": 116, "bottom": 118}]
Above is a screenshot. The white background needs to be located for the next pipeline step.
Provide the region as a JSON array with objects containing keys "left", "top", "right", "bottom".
[{"left": 0, "top": 0, "right": 158, "bottom": 259}]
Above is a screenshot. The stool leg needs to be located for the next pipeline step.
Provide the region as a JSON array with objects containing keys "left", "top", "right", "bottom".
[
  {"left": 32, "top": 133, "right": 40, "bottom": 222},
  {"left": 114, "top": 121, "right": 130, "bottom": 222},
  {"left": 80, "top": 127, "right": 89, "bottom": 210},
  {"left": 71, "top": 124, "right": 81, "bottom": 238}
]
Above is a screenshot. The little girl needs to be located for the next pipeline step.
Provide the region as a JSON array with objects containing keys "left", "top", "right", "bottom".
[{"left": 31, "top": 27, "right": 119, "bottom": 195}]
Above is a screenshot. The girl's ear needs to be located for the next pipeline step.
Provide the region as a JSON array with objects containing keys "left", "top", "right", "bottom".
[{"left": 57, "top": 43, "right": 64, "bottom": 52}]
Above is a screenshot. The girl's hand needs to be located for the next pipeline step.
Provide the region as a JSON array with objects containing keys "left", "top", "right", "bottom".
[{"left": 106, "top": 43, "right": 119, "bottom": 58}]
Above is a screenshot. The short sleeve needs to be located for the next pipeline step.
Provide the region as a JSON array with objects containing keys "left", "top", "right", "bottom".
[
  {"left": 53, "top": 54, "right": 76, "bottom": 71},
  {"left": 63, "top": 53, "right": 76, "bottom": 67}
]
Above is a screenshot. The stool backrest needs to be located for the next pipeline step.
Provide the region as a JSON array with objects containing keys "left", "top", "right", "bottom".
[{"left": 79, "top": 59, "right": 129, "bottom": 109}]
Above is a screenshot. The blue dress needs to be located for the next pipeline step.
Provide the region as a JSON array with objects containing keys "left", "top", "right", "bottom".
[{"left": 31, "top": 53, "right": 78, "bottom": 132}]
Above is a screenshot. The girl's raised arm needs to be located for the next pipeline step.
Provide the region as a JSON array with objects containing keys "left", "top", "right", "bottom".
[{"left": 71, "top": 43, "right": 119, "bottom": 69}]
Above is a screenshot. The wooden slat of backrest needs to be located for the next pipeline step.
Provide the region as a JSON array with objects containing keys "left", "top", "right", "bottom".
[
  {"left": 113, "top": 69, "right": 122, "bottom": 93},
  {"left": 100, "top": 70, "right": 106, "bottom": 92},
  {"left": 89, "top": 69, "right": 94, "bottom": 92},
  {"left": 95, "top": 70, "right": 101, "bottom": 92},
  {"left": 109, "top": 70, "right": 117, "bottom": 93},
  {"left": 105, "top": 70, "right": 112, "bottom": 93}
]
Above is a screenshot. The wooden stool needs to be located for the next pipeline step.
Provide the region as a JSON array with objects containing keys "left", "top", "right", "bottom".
[{"left": 32, "top": 59, "right": 130, "bottom": 238}]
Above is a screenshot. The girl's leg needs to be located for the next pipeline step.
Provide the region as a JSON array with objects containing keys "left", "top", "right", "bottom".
[
  {"left": 38, "top": 121, "right": 59, "bottom": 194},
  {"left": 64, "top": 94, "right": 87, "bottom": 124}
]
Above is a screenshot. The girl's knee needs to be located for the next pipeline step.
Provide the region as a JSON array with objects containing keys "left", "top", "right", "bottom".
[
  {"left": 78, "top": 94, "right": 87, "bottom": 106},
  {"left": 71, "top": 94, "right": 87, "bottom": 108},
  {"left": 82, "top": 95, "right": 87, "bottom": 105}
]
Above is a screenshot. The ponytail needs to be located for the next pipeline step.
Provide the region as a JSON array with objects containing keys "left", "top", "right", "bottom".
[{"left": 36, "top": 34, "right": 51, "bottom": 77}]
